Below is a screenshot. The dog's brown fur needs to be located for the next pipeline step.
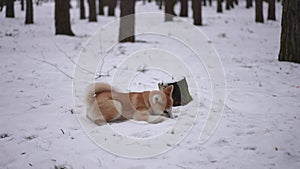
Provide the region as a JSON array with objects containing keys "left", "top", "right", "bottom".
[{"left": 85, "top": 83, "right": 174, "bottom": 125}]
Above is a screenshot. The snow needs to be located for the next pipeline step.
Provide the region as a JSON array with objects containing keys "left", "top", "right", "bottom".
[{"left": 1, "top": 1, "right": 300, "bottom": 169}]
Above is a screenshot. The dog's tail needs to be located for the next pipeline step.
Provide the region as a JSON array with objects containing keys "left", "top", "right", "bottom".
[{"left": 85, "top": 83, "right": 114, "bottom": 106}]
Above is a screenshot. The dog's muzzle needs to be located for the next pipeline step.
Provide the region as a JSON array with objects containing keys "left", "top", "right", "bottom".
[{"left": 164, "top": 108, "right": 174, "bottom": 119}]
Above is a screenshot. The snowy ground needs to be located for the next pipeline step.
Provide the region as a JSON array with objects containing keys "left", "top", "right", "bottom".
[{"left": 1, "top": 1, "right": 300, "bottom": 169}]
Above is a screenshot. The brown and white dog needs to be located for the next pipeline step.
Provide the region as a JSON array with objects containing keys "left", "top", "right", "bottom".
[{"left": 85, "top": 83, "right": 174, "bottom": 125}]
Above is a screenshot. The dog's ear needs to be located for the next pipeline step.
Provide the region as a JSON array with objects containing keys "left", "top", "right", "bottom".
[{"left": 163, "top": 85, "right": 173, "bottom": 96}]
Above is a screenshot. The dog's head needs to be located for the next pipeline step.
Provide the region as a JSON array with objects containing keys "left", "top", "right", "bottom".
[{"left": 149, "top": 85, "right": 174, "bottom": 117}]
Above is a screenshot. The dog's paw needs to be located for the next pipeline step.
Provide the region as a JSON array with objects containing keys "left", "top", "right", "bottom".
[{"left": 148, "top": 116, "right": 167, "bottom": 124}]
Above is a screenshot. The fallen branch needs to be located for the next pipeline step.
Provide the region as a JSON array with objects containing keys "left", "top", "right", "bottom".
[
  {"left": 30, "top": 52, "right": 74, "bottom": 80},
  {"left": 54, "top": 42, "right": 98, "bottom": 75}
]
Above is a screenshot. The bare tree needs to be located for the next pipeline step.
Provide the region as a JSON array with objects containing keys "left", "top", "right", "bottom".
[
  {"left": 25, "top": 0, "right": 34, "bottom": 24},
  {"left": 179, "top": 0, "right": 188, "bottom": 17},
  {"left": 0, "top": 0, "right": 4, "bottom": 11},
  {"left": 6, "top": 0, "right": 15, "bottom": 18},
  {"left": 246, "top": 0, "right": 253, "bottom": 8},
  {"left": 88, "top": 0, "right": 97, "bottom": 21},
  {"left": 267, "top": 0, "right": 276, "bottom": 20},
  {"left": 226, "top": 0, "right": 234, "bottom": 10},
  {"left": 21, "top": 0, "right": 24, "bottom": 11},
  {"left": 165, "top": 0, "right": 176, "bottom": 21},
  {"left": 55, "top": 0, "right": 75, "bottom": 36},
  {"left": 279, "top": 0, "right": 300, "bottom": 63},
  {"left": 80, "top": 0, "right": 86, "bottom": 19},
  {"left": 158, "top": 0, "right": 163, "bottom": 10},
  {"left": 192, "top": 0, "right": 202, "bottom": 26},
  {"left": 203, "top": 0, "right": 212, "bottom": 6},
  {"left": 98, "top": 0, "right": 104, "bottom": 15},
  {"left": 108, "top": 0, "right": 117, "bottom": 16},
  {"left": 119, "top": 0, "right": 135, "bottom": 42},
  {"left": 217, "top": 0, "right": 223, "bottom": 13},
  {"left": 255, "top": 0, "right": 264, "bottom": 23}
]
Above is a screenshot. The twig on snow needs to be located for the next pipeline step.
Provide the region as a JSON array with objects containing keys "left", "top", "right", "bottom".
[
  {"left": 30, "top": 51, "right": 74, "bottom": 79},
  {"left": 54, "top": 42, "right": 99, "bottom": 76}
]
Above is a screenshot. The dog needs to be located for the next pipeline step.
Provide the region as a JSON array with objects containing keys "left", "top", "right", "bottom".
[{"left": 85, "top": 83, "right": 174, "bottom": 125}]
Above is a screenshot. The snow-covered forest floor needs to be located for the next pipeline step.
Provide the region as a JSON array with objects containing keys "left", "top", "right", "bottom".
[{"left": 1, "top": 1, "right": 300, "bottom": 169}]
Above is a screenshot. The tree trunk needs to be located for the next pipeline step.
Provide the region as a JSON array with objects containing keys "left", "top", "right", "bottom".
[
  {"left": 226, "top": 0, "right": 234, "bottom": 10},
  {"left": 119, "top": 0, "right": 135, "bottom": 43},
  {"left": 158, "top": 0, "right": 163, "bottom": 10},
  {"left": 255, "top": 0, "right": 264, "bottom": 23},
  {"left": 217, "top": 0, "right": 222, "bottom": 13},
  {"left": 226, "top": 0, "right": 230, "bottom": 10},
  {"left": 21, "top": 0, "right": 24, "bottom": 11},
  {"left": 267, "top": 0, "right": 276, "bottom": 20},
  {"left": 108, "top": 0, "right": 117, "bottom": 16},
  {"left": 165, "top": 0, "right": 175, "bottom": 21},
  {"left": 55, "top": 0, "right": 75, "bottom": 36},
  {"left": 0, "top": 0, "right": 3, "bottom": 12},
  {"left": 192, "top": 0, "right": 202, "bottom": 26},
  {"left": 179, "top": 0, "right": 188, "bottom": 17},
  {"left": 88, "top": 0, "right": 97, "bottom": 21},
  {"left": 25, "top": 0, "right": 34, "bottom": 24},
  {"left": 80, "top": 0, "right": 86, "bottom": 19},
  {"left": 208, "top": 0, "right": 212, "bottom": 6},
  {"left": 6, "top": 0, "right": 15, "bottom": 18},
  {"left": 278, "top": 0, "right": 300, "bottom": 63},
  {"left": 234, "top": 0, "right": 238, "bottom": 5},
  {"left": 98, "top": 0, "right": 104, "bottom": 15},
  {"left": 172, "top": 0, "right": 177, "bottom": 16},
  {"left": 246, "top": 0, "right": 253, "bottom": 8},
  {"left": 203, "top": 0, "right": 206, "bottom": 6}
]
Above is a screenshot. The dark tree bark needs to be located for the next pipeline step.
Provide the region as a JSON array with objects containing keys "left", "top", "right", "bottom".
[
  {"left": 246, "top": 0, "right": 253, "bottom": 8},
  {"left": 158, "top": 0, "right": 163, "bottom": 10},
  {"left": 234, "top": 0, "right": 238, "bottom": 5},
  {"left": 55, "top": 0, "right": 75, "bottom": 36},
  {"left": 165, "top": 0, "right": 175, "bottom": 21},
  {"left": 267, "top": 0, "right": 276, "bottom": 20},
  {"left": 255, "top": 0, "right": 264, "bottom": 23},
  {"left": 209, "top": 0, "right": 212, "bottom": 6},
  {"left": 203, "top": 0, "right": 206, "bottom": 6},
  {"left": 217, "top": 0, "right": 223, "bottom": 13},
  {"left": 119, "top": 0, "right": 135, "bottom": 43},
  {"left": 21, "top": 0, "right": 24, "bottom": 11},
  {"left": 171, "top": 0, "right": 177, "bottom": 16},
  {"left": 192, "top": 0, "right": 202, "bottom": 26},
  {"left": 25, "top": 0, "right": 34, "bottom": 24},
  {"left": 98, "top": 0, "right": 104, "bottom": 15},
  {"left": 179, "top": 0, "right": 188, "bottom": 17},
  {"left": 80, "top": 0, "right": 86, "bottom": 19},
  {"left": 0, "top": 0, "right": 4, "bottom": 12},
  {"left": 226, "top": 0, "right": 234, "bottom": 10},
  {"left": 88, "top": 0, "right": 97, "bottom": 21},
  {"left": 279, "top": 0, "right": 300, "bottom": 63},
  {"left": 6, "top": 0, "right": 15, "bottom": 18},
  {"left": 226, "top": 0, "right": 230, "bottom": 10},
  {"left": 108, "top": 0, "right": 117, "bottom": 16}
]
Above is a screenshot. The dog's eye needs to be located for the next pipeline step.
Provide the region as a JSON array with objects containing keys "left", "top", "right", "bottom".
[{"left": 152, "top": 94, "right": 161, "bottom": 103}]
